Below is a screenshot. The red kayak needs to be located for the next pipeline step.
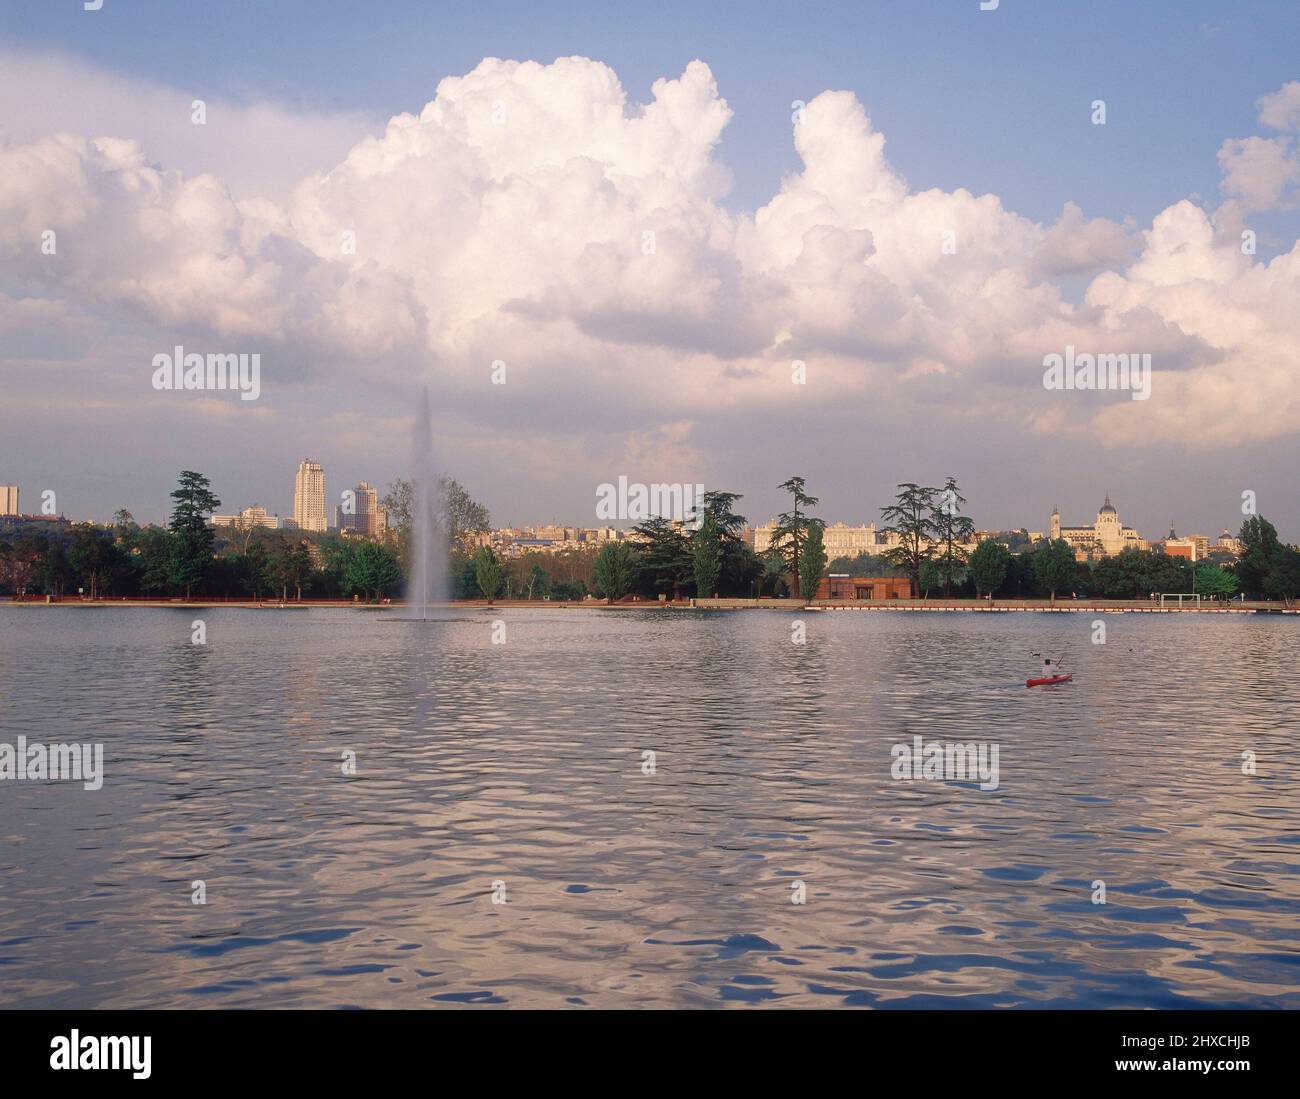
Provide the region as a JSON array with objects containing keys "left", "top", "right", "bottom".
[{"left": 1026, "top": 673, "right": 1073, "bottom": 687}]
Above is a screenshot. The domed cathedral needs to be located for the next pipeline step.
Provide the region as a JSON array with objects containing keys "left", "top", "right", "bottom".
[{"left": 1048, "top": 495, "right": 1146, "bottom": 560}]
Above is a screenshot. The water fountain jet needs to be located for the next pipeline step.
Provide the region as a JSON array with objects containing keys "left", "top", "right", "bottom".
[{"left": 408, "top": 387, "right": 448, "bottom": 617}]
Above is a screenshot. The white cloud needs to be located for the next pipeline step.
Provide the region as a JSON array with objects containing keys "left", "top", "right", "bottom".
[
  {"left": 0, "top": 132, "right": 425, "bottom": 355},
  {"left": 1217, "top": 135, "right": 1299, "bottom": 211},
  {"left": 0, "top": 52, "right": 380, "bottom": 201},
  {"left": 1258, "top": 81, "right": 1300, "bottom": 132},
  {"left": 1036, "top": 201, "right": 1136, "bottom": 275},
  {"left": 2, "top": 58, "right": 1300, "bottom": 457}
]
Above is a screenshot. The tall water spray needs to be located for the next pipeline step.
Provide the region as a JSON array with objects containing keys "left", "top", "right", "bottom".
[{"left": 408, "top": 387, "right": 447, "bottom": 616}]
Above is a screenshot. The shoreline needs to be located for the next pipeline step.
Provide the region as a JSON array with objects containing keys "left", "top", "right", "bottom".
[{"left": 3, "top": 597, "right": 1295, "bottom": 614}]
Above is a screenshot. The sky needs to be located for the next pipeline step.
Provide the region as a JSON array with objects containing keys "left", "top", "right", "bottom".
[{"left": 1, "top": 0, "right": 1299, "bottom": 537}]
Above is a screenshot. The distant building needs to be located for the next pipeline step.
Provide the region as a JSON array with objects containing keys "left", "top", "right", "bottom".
[
  {"left": 1049, "top": 497, "right": 1145, "bottom": 560},
  {"left": 0, "top": 485, "right": 17, "bottom": 516},
  {"left": 1157, "top": 527, "right": 1200, "bottom": 561},
  {"left": 336, "top": 480, "right": 380, "bottom": 536},
  {"left": 823, "top": 522, "right": 887, "bottom": 556},
  {"left": 356, "top": 481, "right": 378, "bottom": 535},
  {"left": 755, "top": 521, "right": 885, "bottom": 556},
  {"left": 814, "top": 575, "right": 913, "bottom": 600},
  {"left": 211, "top": 504, "right": 282, "bottom": 530},
  {"left": 293, "top": 460, "right": 327, "bottom": 533}
]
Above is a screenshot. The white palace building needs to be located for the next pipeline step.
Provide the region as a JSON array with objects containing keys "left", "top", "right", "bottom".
[{"left": 1049, "top": 496, "right": 1146, "bottom": 561}]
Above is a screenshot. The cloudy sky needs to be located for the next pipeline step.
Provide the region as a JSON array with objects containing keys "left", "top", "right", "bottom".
[{"left": 2, "top": 0, "right": 1299, "bottom": 538}]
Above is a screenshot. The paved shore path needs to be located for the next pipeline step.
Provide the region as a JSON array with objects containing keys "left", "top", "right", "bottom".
[{"left": 5, "top": 597, "right": 1296, "bottom": 613}]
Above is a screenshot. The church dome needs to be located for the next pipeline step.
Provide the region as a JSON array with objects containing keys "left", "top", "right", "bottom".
[{"left": 1099, "top": 494, "right": 1116, "bottom": 515}]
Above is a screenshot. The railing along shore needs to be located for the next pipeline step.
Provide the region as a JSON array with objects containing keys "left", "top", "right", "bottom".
[{"left": 3, "top": 594, "right": 1296, "bottom": 612}]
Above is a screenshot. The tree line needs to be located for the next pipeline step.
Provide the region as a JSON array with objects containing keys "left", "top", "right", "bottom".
[
  {"left": 0, "top": 470, "right": 406, "bottom": 602},
  {"left": 871, "top": 481, "right": 1297, "bottom": 604},
  {"left": 4, "top": 471, "right": 1295, "bottom": 605}
]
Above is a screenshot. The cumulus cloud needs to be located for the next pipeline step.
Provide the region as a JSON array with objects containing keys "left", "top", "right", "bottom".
[
  {"left": 1036, "top": 202, "right": 1136, "bottom": 275},
  {"left": 0, "top": 52, "right": 380, "bottom": 201},
  {"left": 0, "top": 132, "right": 426, "bottom": 356},
  {"left": 2, "top": 57, "right": 1300, "bottom": 463},
  {"left": 1258, "top": 81, "right": 1300, "bottom": 132},
  {"left": 1218, "top": 135, "right": 1299, "bottom": 211}
]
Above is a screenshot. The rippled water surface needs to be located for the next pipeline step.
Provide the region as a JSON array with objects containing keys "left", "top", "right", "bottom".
[{"left": 1, "top": 606, "right": 1298, "bottom": 1008}]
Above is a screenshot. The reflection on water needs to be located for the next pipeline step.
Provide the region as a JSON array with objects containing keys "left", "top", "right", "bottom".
[{"left": 1, "top": 607, "right": 1298, "bottom": 1008}]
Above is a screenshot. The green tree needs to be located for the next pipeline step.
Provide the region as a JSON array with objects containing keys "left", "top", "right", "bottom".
[
  {"left": 986, "top": 528, "right": 1034, "bottom": 553},
  {"left": 1194, "top": 562, "right": 1238, "bottom": 600},
  {"left": 1236, "top": 516, "right": 1280, "bottom": 599},
  {"left": 771, "top": 476, "right": 820, "bottom": 591},
  {"left": 442, "top": 478, "right": 492, "bottom": 552},
  {"left": 133, "top": 527, "right": 175, "bottom": 595},
  {"left": 290, "top": 541, "right": 313, "bottom": 600},
  {"left": 699, "top": 490, "right": 748, "bottom": 540},
  {"left": 264, "top": 537, "right": 314, "bottom": 601},
  {"left": 35, "top": 536, "right": 75, "bottom": 598},
  {"left": 932, "top": 477, "right": 976, "bottom": 597},
  {"left": 167, "top": 470, "right": 221, "bottom": 599},
  {"left": 968, "top": 539, "right": 1010, "bottom": 599},
  {"left": 631, "top": 516, "right": 693, "bottom": 599},
  {"left": 1147, "top": 550, "right": 1192, "bottom": 596},
  {"left": 1266, "top": 545, "right": 1300, "bottom": 606},
  {"left": 68, "top": 523, "right": 118, "bottom": 600},
  {"left": 382, "top": 476, "right": 491, "bottom": 561},
  {"left": 551, "top": 578, "right": 586, "bottom": 601},
  {"left": 593, "top": 541, "right": 638, "bottom": 603},
  {"left": 525, "top": 562, "right": 550, "bottom": 600},
  {"left": 798, "top": 520, "right": 827, "bottom": 601},
  {"left": 881, "top": 483, "right": 938, "bottom": 597},
  {"left": 379, "top": 478, "right": 412, "bottom": 548},
  {"left": 693, "top": 511, "right": 723, "bottom": 599},
  {"left": 474, "top": 545, "right": 505, "bottom": 602},
  {"left": 827, "top": 551, "right": 899, "bottom": 576},
  {"left": 111, "top": 509, "right": 139, "bottom": 536},
  {"left": 241, "top": 540, "right": 272, "bottom": 599},
  {"left": 342, "top": 540, "right": 402, "bottom": 602},
  {"left": 698, "top": 490, "right": 761, "bottom": 596},
  {"left": 447, "top": 551, "right": 478, "bottom": 599},
  {"left": 1004, "top": 552, "right": 1035, "bottom": 598},
  {"left": 759, "top": 549, "right": 789, "bottom": 597},
  {"left": 1090, "top": 550, "right": 1136, "bottom": 597},
  {"left": 1092, "top": 547, "right": 1191, "bottom": 598},
  {"left": 1032, "top": 538, "right": 1077, "bottom": 604},
  {"left": 918, "top": 558, "right": 942, "bottom": 598}
]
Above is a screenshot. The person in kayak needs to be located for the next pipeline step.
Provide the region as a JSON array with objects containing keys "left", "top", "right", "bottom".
[{"left": 1041, "top": 656, "right": 1055, "bottom": 680}]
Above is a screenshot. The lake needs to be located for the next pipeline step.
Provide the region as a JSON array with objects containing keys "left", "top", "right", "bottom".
[{"left": 1, "top": 606, "right": 1297, "bottom": 1008}]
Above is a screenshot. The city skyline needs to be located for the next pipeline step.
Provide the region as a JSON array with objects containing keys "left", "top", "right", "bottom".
[
  {"left": 2, "top": 4, "right": 1300, "bottom": 539},
  {"left": 0, "top": 463, "right": 1266, "bottom": 556}
]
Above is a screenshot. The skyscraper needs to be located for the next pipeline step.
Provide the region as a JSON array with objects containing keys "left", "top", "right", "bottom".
[
  {"left": 335, "top": 480, "right": 379, "bottom": 535},
  {"left": 0, "top": 485, "right": 18, "bottom": 516},
  {"left": 355, "top": 481, "right": 378, "bottom": 536},
  {"left": 293, "top": 460, "right": 327, "bottom": 532}
]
